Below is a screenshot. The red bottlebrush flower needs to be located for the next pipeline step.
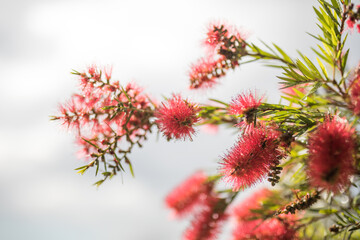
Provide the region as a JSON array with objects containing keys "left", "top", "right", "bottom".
[
  {"left": 307, "top": 116, "right": 356, "bottom": 193},
  {"left": 183, "top": 197, "right": 227, "bottom": 240},
  {"left": 233, "top": 188, "right": 272, "bottom": 221},
  {"left": 349, "top": 63, "right": 360, "bottom": 115},
  {"left": 155, "top": 95, "right": 200, "bottom": 140},
  {"left": 229, "top": 91, "right": 263, "bottom": 115},
  {"left": 232, "top": 189, "right": 298, "bottom": 240},
  {"left": 233, "top": 217, "right": 298, "bottom": 240},
  {"left": 229, "top": 91, "right": 263, "bottom": 126},
  {"left": 165, "top": 171, "right": 211, "bottom": 217},
  {"left": 220, "top": 126, "right": 282, "bottom": 191},
  {"left": 357, "top": 24, "right": 360, "bottom": 33}
]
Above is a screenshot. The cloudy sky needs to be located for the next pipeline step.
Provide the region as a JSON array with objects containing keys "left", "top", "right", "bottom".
[{"left": 0, "top": 0, "right": 359, "bottom": 239}]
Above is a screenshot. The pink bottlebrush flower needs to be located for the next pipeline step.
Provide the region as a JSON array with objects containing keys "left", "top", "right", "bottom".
[
  {"left": 347, "top": 18, "right": 355, "bottom": 29},
  {"left": 183, "top": 197, "right": 227, "bottom": 240},
  {"left": 308, "top": 116, "right": 356, "bottom": 193},
  {"left": 229, "top": 91, "right": 263, "bottom": 115},
  {"left": 233, "top": 188, "right": 272, "bottom": 221},
  {"left": 233, "top": 217, "right": 298, "bottom": 240},
  {"left": 204, "top": 22, "right": 247, "bottom": 51},
  {"left": 155, "top": 95, "right": 200, "bottom": 140},
  {"left": 220, "top": 126, "right": 282, "bottom": 191},
  {"left": 232, "top": 189, "right": 298, "bottom": 240},
  {"left": 190, "top": 22, "right": 247, "bottom": 90},
  {"left": 165, "top": 171, "right": 211, "bottom": 217},
  {"left": 189, "top": 56, "right": 227, "bottom": 89},
  {"left": 204, "top": 23, "right": 230, "bottom": 49},
  {"left": 229, "top": 91, "right": 263, "bottom": 125},
  {"left": 349, "top": 63, "right": 360, "bottom": 114}
]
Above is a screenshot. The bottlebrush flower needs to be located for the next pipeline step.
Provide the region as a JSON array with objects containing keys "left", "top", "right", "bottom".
[
  {"left": 204, "top": 23, "right": 229, "bottom": 49},
  {"left": 220, "top": 125, "right": 282, "bottom": 191},
  {"left": 347, "top": 18, "right": 355, "bottom": 29},
  {"left": 189, "top": 56, "right": 227, "bottom": 89},
  {"left": 233, "top": 188, "right": 272, "bottom": 221},
  {"left": 307, "top": 116, "right": 356, "bottom": 193},
  {"left": 229, "top": 91, "right": 263, "bottom": 115},
  {"left": 346, "top": 5, "right": 360, "bottom": 32},
  {"left": 349, "top": 63, "right": 360, "bottom": 115},
  {"left": 165, "top": 171, "right": 211, "bottom": 217},
  {"left": 189, "top": 23, "right": 246, "bottom": 89},
  {"left": 229, "top": 91, "right": 263, "bottom": 125},
  {"left": 155, "top": 95, "right": 200, "bottom": 140},
  {"left": 232, "top": 217, "right": 298, "bottom": 240},
  {"left": 183, "top": 197, "right": 227, "bottom": 240},
  {"left": 232, "top": 188, "right": 298, "bottom": 240},
  {"left": 203, "top": 22, "right": 247, "bottom": 51}
]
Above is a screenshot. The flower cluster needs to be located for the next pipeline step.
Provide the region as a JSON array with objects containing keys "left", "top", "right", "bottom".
[
  {"left": 189, "top": 23, "right": 247, "bottom": 89},
  {"left": 232, "top": 188, "right": 298, "bottom": 240},
  {"left": 155, "top": 95, "right": 200, "bottom": 140},
  {"left": 53, "top": 65, "right": 155, "bottom": 181},
  {"left": 307, "top": 116, "right": 356, "bottom": 193},
  {"left": 220, "top": 124, "right": 284, "bottom": 191}
]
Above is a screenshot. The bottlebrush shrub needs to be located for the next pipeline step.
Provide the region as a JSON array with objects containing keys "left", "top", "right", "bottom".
[{"left": 52, "top": 0, "right": 360, "bottom": 239}]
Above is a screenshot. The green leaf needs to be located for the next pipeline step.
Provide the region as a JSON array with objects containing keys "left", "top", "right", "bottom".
[
  {"left": 341, "top": 48, "right": 350, "bottom": 72},
  {"left": 74, "top": 165, "right": 89, "bottom": 171},
  {"left": 273, "top": 43, "right": 293, "bottom": 63},
  {"left": 127, "top": 160, "right": 135, "bottom": 177},
  {"left": 316, "top": 57, "right": 328, "bottom": 79},
  {"left": 305, "top": 82, "right": 323, "bottom": 98},
  {"left": 319, "top": 208, "right": 338, "bottom": 214},
  {"left": 77, "top": 167, "right": 88, "bottom": 175},
  {"left": 82, "top": 138, "right": 99, "bottom": 149},
  {"left": 93, "top": 180, "right": 105, "bottom": 187}
]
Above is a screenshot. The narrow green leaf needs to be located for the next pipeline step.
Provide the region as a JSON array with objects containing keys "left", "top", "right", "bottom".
[
  {"left": 74, "top": 165, "right": 89, "bottom": 171},
  {"left": 127, "top": 160, "right": 135, "bottom": 177},
  {"left": 341, "top": 48, "right": 350, "bottom": 72},
  {"left": 82, "top": 138, "right": 99, "bottom": 149},
  {"left": 316, "top": 57, "right": 329, "bottom": 79},
  {"left": 305, "top": 82, "right": 323, "bottom": 98},
  {"left": 273, "top": 43, "right": 292, "bottom": 63},
  {"left": 93, "top": 180, "right": 104, "bottom": 187},
  {"left": 319, "top": 208, "right": 338, "bottom": 214}
]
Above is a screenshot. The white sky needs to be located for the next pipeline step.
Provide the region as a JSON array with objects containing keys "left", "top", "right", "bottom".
[{"left": 0, "top": 0, "right": 359, "bottom": 239}]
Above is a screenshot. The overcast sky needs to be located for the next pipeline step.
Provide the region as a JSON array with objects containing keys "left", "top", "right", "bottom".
[{"left": 0, "top": 0, "right": 359, "bottom": 239}]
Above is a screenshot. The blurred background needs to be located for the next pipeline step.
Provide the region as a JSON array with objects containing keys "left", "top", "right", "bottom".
[{"left": 0, "top": 0, "right": 359, "bottom": 239}]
